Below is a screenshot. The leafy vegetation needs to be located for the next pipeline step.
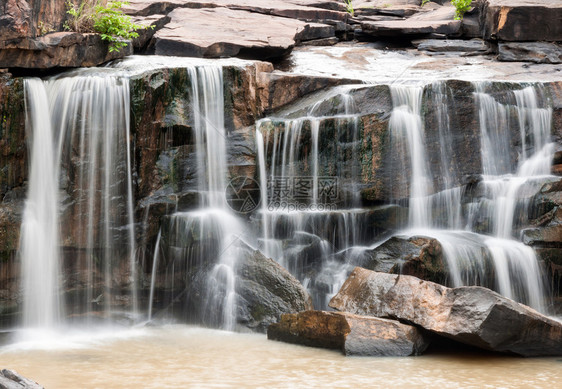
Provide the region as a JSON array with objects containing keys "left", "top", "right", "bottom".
[
  {"left": 451, "top": 0, "right": 472, "bottom": 20},
  {"left": 65, "top": 1, "right": 148, "bottom": 52},
  {"left": 343, "top": 0, "right": 354, "bottom": 16},
  {"left": 421, "top": 0, "right": 431, "bottom": 6}
]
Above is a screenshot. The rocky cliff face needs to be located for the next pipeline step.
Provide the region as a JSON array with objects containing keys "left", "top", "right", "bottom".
[{"left": 0, "top": 56, "right": 561, "bottom": 326}]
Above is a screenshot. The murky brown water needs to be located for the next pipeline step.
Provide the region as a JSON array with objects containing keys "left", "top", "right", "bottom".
[{"left": 0, "top": 325, "right": 560, "bottom": 388}]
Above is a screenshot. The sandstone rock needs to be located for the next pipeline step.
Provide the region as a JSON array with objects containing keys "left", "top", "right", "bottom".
[
  {"left": 498, "top": 42, "right": 562, "bottom": 64},
  {"left": 124, "top": 0, "right": 347, "bottom": 22},
  {"left": 415, "top": 39, "right": 489, "bottom": 53},
  {"left": 0, "top": 369, "right": 43, "bottom": 389},
  {"left": 267, "top": 310, "right": 429, "bottom": 356},
  {"left": 0, "top": 0, "right": 32, "bottom": 41},
  {"left": 0, "top": 33, "right": 132, "bottom": 68},
  {"left": 150, "top": 7, "right": 335, "bottom": 59},
  {"left": 484, "top": 0, "right": 562, "bottom": 41},
  {"left": 360, "top": 5, "right": 461, "bottom": 37},
  {"left": 131, "top": 14, "right": 171, "bottom": 50},
  {"left": 330, "top": 267, "right": 562, "bottom": 357}
]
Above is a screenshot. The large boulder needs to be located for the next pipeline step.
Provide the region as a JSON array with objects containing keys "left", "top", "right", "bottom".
[
  {"left": 149, "top": 7, "right": 334, "bottom": 59},
  {"left": 236, "top": 249, "right": 313, "bottom": 332},
  {"left": 362, "top": 236, "right": 446, "bottom": 283},
  {"left": 483, "top": 0, "right": 562, "bottom": 41},
  {"left": 329, "top": 267, "right": 562, "bottom": 357},
  {"left": 267, "top": 310, "right": 429, "bottom": 356}
]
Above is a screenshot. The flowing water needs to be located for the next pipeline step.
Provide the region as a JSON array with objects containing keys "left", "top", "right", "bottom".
[
  {"left": 0, "top": 326, "right": 560, "bottom": 388},
  {"left": 21, "top": 73, "right": 137, "bottom": 330},
  {"left": 14, "top": 58, "right": 559, "bottom": 351}
]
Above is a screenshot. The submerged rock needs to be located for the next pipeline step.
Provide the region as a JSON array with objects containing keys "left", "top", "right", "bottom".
[
  {"left": 329, "top": 267, "right": 562, "bottom": 357},
  {"left": 267, "top": 310, "right": 429, "bottom": 356},
  {"left": 0, "top": 369, "right": 43, "bottom": 389}
]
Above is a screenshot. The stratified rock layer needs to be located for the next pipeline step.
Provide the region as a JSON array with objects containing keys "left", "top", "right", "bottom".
[
  {"left": 267, "top": 310, "right": 429, "bottom": 356},
  {"left": 484, "top": 0, "right": 562, "bottom": 41},
  {"left": 329, "top": 267, "right": 562, "bottom": 357}
]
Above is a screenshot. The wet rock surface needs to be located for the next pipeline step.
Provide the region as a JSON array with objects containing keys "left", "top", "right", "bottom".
[
  {"left": 267, "top": 310, "right": 429, "bottom": 356},
  {"left": 330, "top": 267, "right": 562, "bottom": 357},
  {"left": 236, "top": 249, "right": 314, "bottom": 332},
  {"left": 498, "top": 42, "right": 562, "bottom": 64},
  {"left": 0, "top": 369, "right": 43, "bottom": 389}
]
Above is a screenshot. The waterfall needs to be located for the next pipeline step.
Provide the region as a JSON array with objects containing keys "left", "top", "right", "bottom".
[
  {"left": 21, "top": 72, "right": 137, "bottom": 328},
  {"left": 21, "top": 80, "right": 63, "bottom": 328},
  {"left": 391, "top": 82, "right": 553, "bottom": 311},
  {"left": 389, "top": 85, "right": 432, "bottom": 228},
  {"left": 255, "top": 89, "right": 367, "bottom": 309},
  {"left": 149, "top": 65, "right": 244, "bottom": 330}
]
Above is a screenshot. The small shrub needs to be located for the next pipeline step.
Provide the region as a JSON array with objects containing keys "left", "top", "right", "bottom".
[
  {"left": 343, "top": 0, "right": 354, "bottom": 16},
  {"left": 65, "top": 0, "right": 148, "bottom": 52},
  {"left": 421, "top": 0, "right": 431, "bottom": 6},
  {"left": 451, "top": 0, "right": 472, "bottom": 20}
]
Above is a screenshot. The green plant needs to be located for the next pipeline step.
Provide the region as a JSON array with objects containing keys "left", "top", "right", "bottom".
[
  {"left": 93, "top": 1, "right": 145, "bottom": 52},
  {"left": 451, "top": 0, "right": 472, "bottom": 20},
  {"left": 65, "top": 1, "right": 148, "bottom": 52},
  {"left": 421, "top": 0, "right": 431, "bottom": 7},
  {"left": 64, "top": 0, "right": 98, "bottom": 33},
  {"left": 37, "top": 21, "right": 54, "bottom": 36},
  {"left": 343, "top": 0, "right": 354, "bottom": 15}
]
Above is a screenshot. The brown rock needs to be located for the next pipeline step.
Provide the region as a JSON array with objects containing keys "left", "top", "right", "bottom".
[
  {"left": 124, "top": 0, "right": 348, "bottom": 22},
  {"left": 267, "top": 310, "right": 429, "bottom": 356},
  {"left": 330, "top": 267, "right": 562, "bottom": 357},
  {"left": 484, "top": 0, "right": 562, "bottom": 41},
  {"left": 0, "top": 0, "right": 32, "bottom": 41},
  {"left": 0, "top": 33, "right": 132, "bottom": 68},
  {"left": 498, "top": 42, "right": 562, "bottom": 64},
  {"left": 360, "top": 5, "right": 461, "bottom": 37},
  {"left": 150, "top": 7, "right": 334, "bottom": 59}
]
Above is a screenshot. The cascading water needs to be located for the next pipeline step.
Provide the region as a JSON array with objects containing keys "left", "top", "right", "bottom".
[
  {"left": 17, "top": 57, "right": 558, "bottom": 333},
  {"left": 20, "top": 71, "right": 138, "bottom": 330},
  {"left": 391, "top": 82, "right": 554, "bottom": 311},
  {"left": 149, "top": 65, "right": 245, "bottom": 330},
  {"left": 255, "top": 90, "right": 368, "bottom": 309},
  {"left": 21, "top": 80, "right": 63, "bottom": 329}
]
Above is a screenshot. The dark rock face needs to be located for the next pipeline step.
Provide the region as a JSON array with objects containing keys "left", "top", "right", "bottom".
[
  {"left": 483, "top": 0, "right": 562, "bottom": 42},
  {"left": 0, "top": 33, "right": 133, "bottom": 69},
  {"left": 525, "top": 178, "right": 562, "bottom": 299},
  {"left": 0, "top": 369, "right": 43, "bottom": 389},
  {"left": 359, "top": 5, "right": 461, "bottom": 37},
  {"left": 415, "top": 39, "right": 489, "bottom": 53},
  {"left": 267, "top": 310, "right": 429, "bottom": 356},
  {"left": 330, "top": 267, "right": 562, "bottom": 357},
  {"left": 236, "top": 250, "right": 313, "bottom": 332},
  {"left": 360, "top": 236, "right": 446, "bottom": 283},
  {"left": 498, "top": 42, "right": 562, "bottom": 64}
]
